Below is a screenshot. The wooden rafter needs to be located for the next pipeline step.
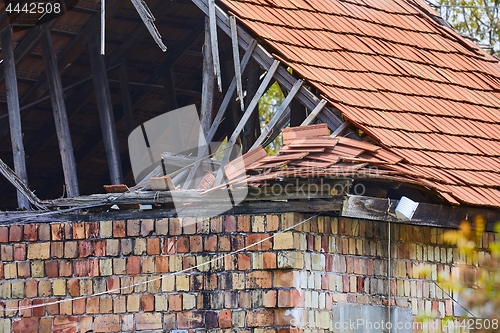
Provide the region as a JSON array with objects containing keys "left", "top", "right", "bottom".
[
  {"left": 41, "top": 27, "right": 80, "bottom": 198},
  {"left": 1, "top": 26, "right": 30, "bottom": 208}
]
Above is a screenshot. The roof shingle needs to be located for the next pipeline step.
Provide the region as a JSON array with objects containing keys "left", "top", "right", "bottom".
[{"left": 221, "top": 0, "right": 500, "bottom": 207}]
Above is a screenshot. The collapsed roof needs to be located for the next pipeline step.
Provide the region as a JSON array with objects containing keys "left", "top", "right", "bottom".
[{"left": 217, "top": 0, "right": 500, "bottom": 207}]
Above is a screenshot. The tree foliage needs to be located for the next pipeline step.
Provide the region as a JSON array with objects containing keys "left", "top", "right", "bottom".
[
  {"left": 433, "top": 0, "right": 500, "bottom": 56},
  {"left": 438, "top": 217, "right": 500, "bottom": 330}
]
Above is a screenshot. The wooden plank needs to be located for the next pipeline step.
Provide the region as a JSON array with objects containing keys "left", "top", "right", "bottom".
[
  {"left": 119, "top": 61, "right": 135, "bottom": 134},
  {"left": 230, "top": 16, "right": 244, "bottom": 110},
  {"left": 208, "top": 0, "right": 222, "bottom": 92},
  {"left": 341, "top": 195, "right": 500, "bottom": 231},
  {"left": 330, "top": 121, "right": 350, "bottom": 138},
  {"left": 129, "top": 0, "right": 167, "bottom": 51},
  {"left": 301, "top": 99, "right": 327, "bottom": 126},
  {"left": 87, "top": 34, "right": 123, "bottom": 185},
  {"left": 0, "top": 199, "right": 342, "bottom": 224},
  {"left": 1, "top": 26, "right": 30, "bottom": 209},
  {"left": 251, "top": 80, "right": 303, "bottom": 150},
  {"left": 214, "top": 60, "right": 280, "bottom": 186},
  {"left": 201, "top": 16, "right": 215, "bottom": 139},
  {"left": 150, "top": 176, "right": 176, "bottom": 191},
  {"left": 101, "top": 0, "right": 106, "bottom": 54},
  {"left": 182, "top": 40, "right": 257, "bottom": 189},
  {"left": 41, "top": 27, "right": 80, "bottom": 198}
]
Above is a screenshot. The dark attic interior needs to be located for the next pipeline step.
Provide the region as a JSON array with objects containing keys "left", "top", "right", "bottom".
[
  {"left": 0, "top": 0, "right": 499, "bottom": 226},
  {"left": 0, "top": 0, "right": 241, "bottom": 209}
]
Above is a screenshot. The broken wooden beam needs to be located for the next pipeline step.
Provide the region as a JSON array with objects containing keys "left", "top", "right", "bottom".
[
  {"left": 251, "top": 79, "right": 303, "bottom": 150},
  {"left": 130, "top": 0, "right": 167, "bottom": 52},
  {"left": 1, "top": 26, "right": 30, "bottom": 209},
  {"left": 40, "top": 27, "right": 80, "bottom": 198},
  {"left": 214, "top": 60, "right": 280, "bottom": 186},
  {"left": 230, "top": 16, "right": 244, "bottom": 111},
  {"left": 201, "top": 16, "right": 215, "bottom": 138},
  {"left": 182, "top": 40, "right": 257, "bottom": 189},
  {"left": 191, "top": 0, "right": 359, "bottom": 139},
  {"left": 208, "top": 0, "right": 222, "bottom": 92},
  {"left": 301, "top": 99, "right": 328, "bottom": 126}
]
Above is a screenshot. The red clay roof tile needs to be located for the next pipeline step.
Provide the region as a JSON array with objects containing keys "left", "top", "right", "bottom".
[{"left": 222, "top": 0, "right": 500, "bottom": 207}]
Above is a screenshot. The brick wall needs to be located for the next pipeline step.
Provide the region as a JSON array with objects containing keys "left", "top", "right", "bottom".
[{"left": 0, "top": 213, "right": 493, "bottom": 332}]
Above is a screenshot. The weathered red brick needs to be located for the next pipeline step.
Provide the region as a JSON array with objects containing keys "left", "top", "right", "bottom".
[
  {"left": 59, "top": 260, "right": 73, "bottom": 277},
  {"left": 189, "top": 236, "right": 203, "bottom": 252},
  {"left": 263, "top": 290, "right": 277, "bottom": 308},
  {"left": 17, "top": 262, "right": 31, "bottom": 278},
  {"left": 126, "top": 220, "right": 140, "bottom": 236},
  {"left": 141, "top": 294, "right": 155, "bottom": 312},
  {"left": 32, "top": 299, "right": 45, "bottom": 317},
  {"left": 136, "top": 313, "right": 162, "bottom": 330},
  {"left": 278, "top": 289, "right": 304, "bottom": 308},
  {"left": 107, "top": 277, "right": 120, "bottom": 294},
  {"left": 45, "top": 260, "right": 59, "bottom": 278},
  {"left": 73, "top": 222, "right": 86, "bottom": 239},
  {"left": 100, "top": 297, "right": 113, "bottom": 314},
  {"left": 74, "top": 260, "right": 89, "bottom": 277},
  {"left": 177, "top": 236, "right": 190, "bottom": 253},
  {"left": 19, "top": 299, "right": 32, "bottom": 318},
  {"left": 140, "top": 219, "right": 155, "bottom": 237},
  {"left": 202, "top": 235, "right": 216, "bottom": 252},
  {"left": 51, "top": 242, "right": 64, "bottom": 258},
  {"left": 88, "top": 259, "right": 99, "bottom": 277},
  {"left": 238, "top": 253, "right": 251, "bottom": 271},
  {"left": 246, "top": 234, "right": 272, "bottom": 250},
  {"left": 163, "top": 238, "right": 176, "bottom": 254},
  {"left": 0, "top": 226, "right": 8, "bottom": 242},
  {"left": 219, "top": 309, "right": 232, "bottom": 328},
  {"left": 53, "top": 316, "right": 78, "bottom": 333},
  {"left": 177, "top": 311, "right": 203, "bottom": 329},
  {"left": 25, "top": 280, "right": 38, "bottom": 298},
  {"left": 94, "top": 240, "right": 106, "bottom": 256},
  {"left": 67, "top": 279, "right": 79, "bottom": 297},
  {"left": 12, "top": 317, "right": 38, "bottom": 333},
  {"left": 147, "top": 238, "right": 160, "bottom": 255},
  {"left": 13, "top": 244, "right": 26, "bottom": 261},
  {"left": 73, "top": 298, "right": 86, "bottom": 315},
  {"left": 169, "top": 218, "right": 181, "bottom": 235},
  {"left": 113, "top": 220, "right": 126, "bottom": 238},
  {"left": 263, "top": 252, "right": 277, "bottom": 269},
  {"left": 46, "top": 298, "right": 59, "bottom": 315},
  {"left": 156, "top": 256, "right": 169, "bottom": 273},
  {"left": 9, "top": 225, "right": 23, "bottom": 242},
  {"left": 246, "top": 271, "right": 272, "bottom": 288},
  {"left": 247, "top": 309, "right": 274, "bottom": 327},
  {"left": 86, "top": 222, "right": 100, "bottom": 239},
  {"left": 94, "top": 315, "right": 120, "bottom": 332},
  {"left": 127, "top": 256, "right": 140, "bottom": 275},
  {"left": 237, "top": 215, "right": 251, "bottom": 232},
  {"left": 86, "top": 297, "right": 99, "bottom": 314},
  {"left": 79, "top": 241, "right": 94, "bottom": 258},
  {"left": 168, "top": 294, "right": 182, "bottom": 311},
  {"left": 222, "top": 215, "right": 236, "bottom": 233}
]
